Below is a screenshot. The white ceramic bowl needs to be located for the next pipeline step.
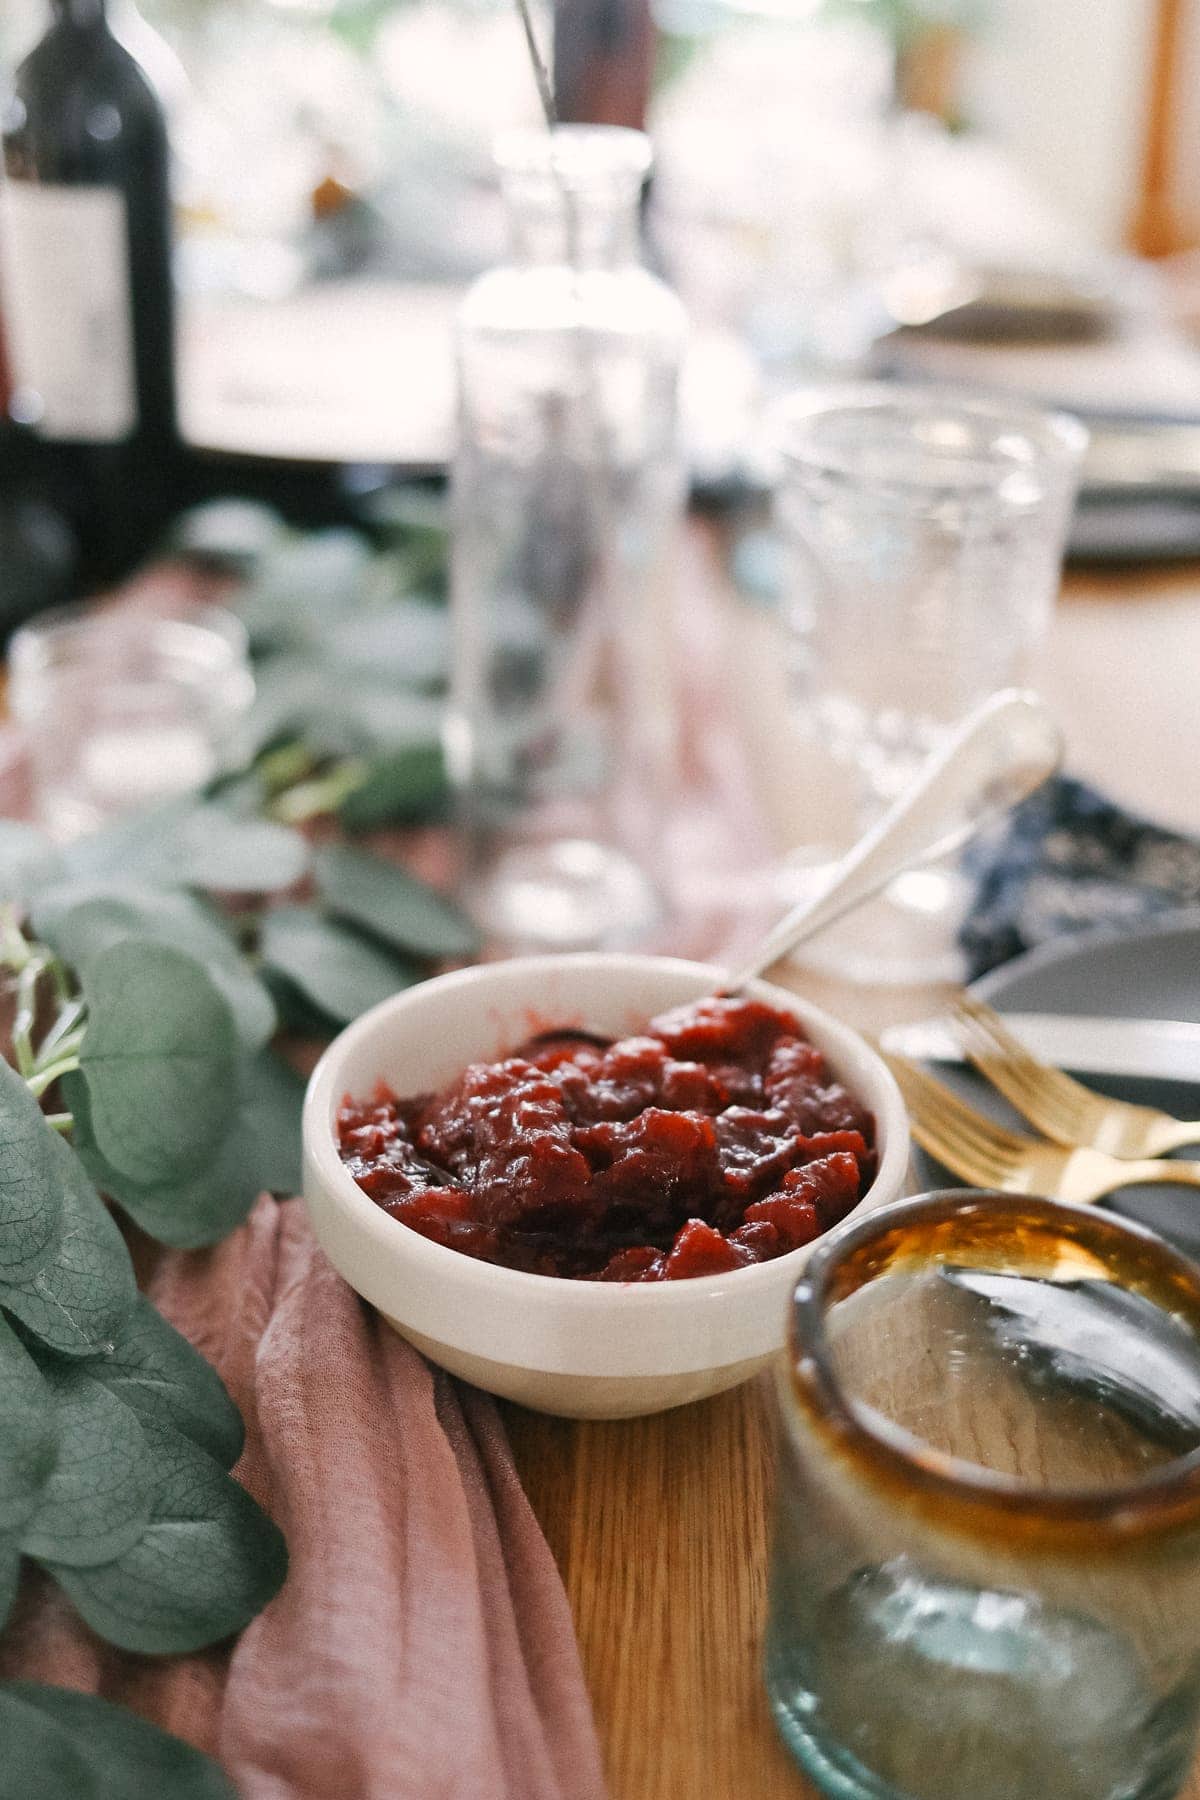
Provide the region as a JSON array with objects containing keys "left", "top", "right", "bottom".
[{"left": 302, "top": 954, "right": 909, "bottom": 1419}]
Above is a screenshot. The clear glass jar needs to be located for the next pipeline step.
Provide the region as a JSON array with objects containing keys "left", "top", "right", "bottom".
[
  {"left": 447, "top": 124, "right": 687, "bottom": 951},
  {"left": 766, "top": 1190, "right": 1200, "bottom": 1800},
  {"left": 9, "top": 600, "right": 253, "bottom": 840}
]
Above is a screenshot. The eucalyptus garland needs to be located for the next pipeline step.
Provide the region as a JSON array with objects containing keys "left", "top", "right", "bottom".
[{"left": 0, "top": 497, "right": 482, "bottom": 1788}]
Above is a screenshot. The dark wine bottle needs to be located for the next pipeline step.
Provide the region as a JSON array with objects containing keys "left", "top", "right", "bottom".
[
  {"left": 0, "top": 310, "right": 76, "bottom": 638},
  {"left": 1, "top": 0, "right": 178, "bottom": 585}
]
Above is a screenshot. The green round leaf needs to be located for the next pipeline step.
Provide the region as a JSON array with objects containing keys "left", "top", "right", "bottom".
[
  {"left": 169, "top": 806, "right": 310, "bottom": 894},
  {"left": 0, "top": 822, "right": 63, "bottom": 906},
  {"left": 0, "top": 1314, "right": 56, "bottom": 1534},
  {"left": 238, "top": 1051, "right": 304, "bottom": 1197},
  {"left": 0, "top": 1683, "right": 238, "bottom": 1800},
  {"left": 80, "top": 1294, "right": 244, "bottom": 1471},
  {"left": 47, "top": 1421, "right": 288, "bottom": 1655},
  {"left": 337, "top": 744, "right": 449, "bottom": 831},
  {"left": 20, "top": 1360, "right": 150, "bottom": 1568},
  {"left": 62, "top": 801, "right": 309, "bottom": 896},
  {"left": 237, "top": 527, "right": 373, "bottom": 649},
  {"left": 0, "top": 1537, "right": 19, "bottom": 1633},
  {"left": 0, "top": 1059, "right": 64, "bottom": 1283},
  {"left": 320, "top": 604, "right": 448, "bottom": 686},
  {"left": 0, "top": 1684, "right": 95, "bottom": 1796},
  {"left": 78, "top": 942, "right": 237, "bottom": 1187},
  {"left": 90, "top": 1136, "right": 261, "bottom": 1252},
  {"left": 314, "top": 843, "right": 479, "bottom": 960},
  {"left": 33, "top": 883, "right": 275, "bottom": 1053},
  {"left": 69, "top": 1057, "right": 296, "bottom": 1251},
  {"left": 0, "top": 1131, "right": 135, "bottom": 1357},
  {"left": 260, "top": 905, "right": 418, "bottom": 1025}
]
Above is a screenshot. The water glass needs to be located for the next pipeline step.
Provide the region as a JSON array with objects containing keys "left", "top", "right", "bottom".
[
  {"left": 767, "top": 1190, "right": 1200, "bottom": 1800},
  {"left": 9, "top": 602, "right": 254, "bottom": 840},
  {"left": 775, "top": 383, "right": 1086, "bottom": 982}
]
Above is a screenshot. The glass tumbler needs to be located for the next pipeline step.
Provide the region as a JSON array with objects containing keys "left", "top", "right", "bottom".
[
  {"left": 448, "top": 124, "right": 687, "bottom": 952},
  {"left": 9, "top": 602, "right": 254, "bottom": 840},
  {"left": 775, "top": 383, "right": 1086, "bottom": 983},
  {"left": 767, "top": 1190, "right": 1200, "bottom": 1800}
]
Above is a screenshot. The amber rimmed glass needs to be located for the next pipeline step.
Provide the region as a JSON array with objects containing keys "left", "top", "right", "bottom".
[{"left": 766, "top": 1190, "right": 1200, "bottom": 1800}]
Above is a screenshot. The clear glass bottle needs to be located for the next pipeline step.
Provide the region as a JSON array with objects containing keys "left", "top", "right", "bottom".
[{"left": 447, "top": 124, "right": 686, "bottom": 951}]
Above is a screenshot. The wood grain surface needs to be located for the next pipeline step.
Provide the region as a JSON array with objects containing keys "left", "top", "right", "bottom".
[{"left": 506, "top": 544, "right": 1200, "bottom": 1800}]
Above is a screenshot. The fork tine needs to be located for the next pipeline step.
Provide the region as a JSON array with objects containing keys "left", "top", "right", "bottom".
[
  {"left": 882, "top": 1052, "right": 1027, "bottom": 1177},
  {"left": 953, "top": 995, "right": 1098, "bottom": 1137},
  {"left": 898, "top": 1093, "right": 1012, "bottom": 1189}
]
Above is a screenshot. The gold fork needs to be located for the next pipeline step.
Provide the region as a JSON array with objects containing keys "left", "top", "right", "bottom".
[
  {"left": 882, "top": 1050, "right": 1200, "bottom": 1204},
  {"left": 952, "top": 994, "right": 1200, "bottom": 1158}
]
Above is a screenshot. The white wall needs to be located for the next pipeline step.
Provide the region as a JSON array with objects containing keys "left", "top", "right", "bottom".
[{"left": 963, "top": 0, "right": 1156, "bottom": 249}]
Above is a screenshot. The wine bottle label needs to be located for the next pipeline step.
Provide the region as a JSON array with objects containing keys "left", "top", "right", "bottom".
[{"left": 0, "top": 182, "right": 136, "bottom": 442}]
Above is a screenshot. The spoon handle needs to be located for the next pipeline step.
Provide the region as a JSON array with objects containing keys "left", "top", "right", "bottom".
[{"left": 723, "top": 689, "right": 1062, "bottom": 992}]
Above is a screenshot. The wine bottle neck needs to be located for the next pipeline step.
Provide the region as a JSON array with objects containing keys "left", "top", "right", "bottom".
[{"left": 51, "top": 0, "right": 108, "bottom": 28}]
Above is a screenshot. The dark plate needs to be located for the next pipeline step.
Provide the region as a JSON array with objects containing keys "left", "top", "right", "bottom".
[{"left": 912, "top": 909, "right": 1200, "bottom": 1257}]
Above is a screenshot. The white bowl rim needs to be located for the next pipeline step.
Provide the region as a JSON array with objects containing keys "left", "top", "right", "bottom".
[{"left": 303, "top": 951, "right": 909, "bottom": 1311}]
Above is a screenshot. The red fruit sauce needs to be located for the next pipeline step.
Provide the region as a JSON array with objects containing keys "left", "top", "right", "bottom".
[{"left": 336, "top": 996, "right": 876, "bottom": 1282}]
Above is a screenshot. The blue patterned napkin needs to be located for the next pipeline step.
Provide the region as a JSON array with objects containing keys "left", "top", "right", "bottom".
[{"left": 960, "top": 777, "right": 1200, "bottom": 981}]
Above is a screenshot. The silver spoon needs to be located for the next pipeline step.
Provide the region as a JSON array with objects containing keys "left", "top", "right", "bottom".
[{"left": 723, "top": 688, "right": 1063, "bottom": 992}]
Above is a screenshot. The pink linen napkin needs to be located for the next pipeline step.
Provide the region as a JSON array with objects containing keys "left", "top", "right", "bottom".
[{"left": 0, "top": 1197, "right": 607, "bottom": 1800}]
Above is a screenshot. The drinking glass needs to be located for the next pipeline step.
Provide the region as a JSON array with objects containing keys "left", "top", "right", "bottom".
[
  {"left": 9, "top": 601, "right": 254, "bottom": 840},
  {"left": 775, "top": 383, "right": 1086, "bottom": 983},
  {"left": 767, "top": 1190, "right": 1200, "bottom": 1800}
]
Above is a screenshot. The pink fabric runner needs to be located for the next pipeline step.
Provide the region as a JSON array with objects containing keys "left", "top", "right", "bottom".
[
  {"left": 0, "top": 556, "right": 776, "bottom": 1798},
  {"left": 1, "top": 1200, "right": 607, "bottom": 1800}
]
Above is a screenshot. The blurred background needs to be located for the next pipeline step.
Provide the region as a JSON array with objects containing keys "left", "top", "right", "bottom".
[{"left": 4, "top": 0, "right": 1199, "bottom": 549}]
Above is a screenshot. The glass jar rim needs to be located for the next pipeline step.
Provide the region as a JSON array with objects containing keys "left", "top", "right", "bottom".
[
  {"left": 9, "top": 600, "right": 249, "bottom": 678},
  {"left": 773, "top": 381, "right": 1088, "bottom": 497},
  {"left": 785, "top": 1189, "right": 1200, "bottom": 1545},
  {"left": 494, "top": 124, "right": 652, "bottom": 192}
]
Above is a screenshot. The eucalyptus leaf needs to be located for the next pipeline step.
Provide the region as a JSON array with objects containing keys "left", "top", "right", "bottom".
[
  {"left": 168, "top": 805, "right": 310, "bottom": 893},
  {"left": 319, "top": 604, "right": 449, "bottom": 686},
  {"left": 260, "top": 905, "right": 418, "bottom": 1025},
  {"left": 265, "top": 974, "right": 346, "bottom": 1040},
  {"left": 89, "top": 1137, "right": 258, "bottom": 1251},
  {"left": 0, "top": 1684, "right": 95, "bottom": 1796},
  {"left": 229, "top": 655, "right": 326, "bottom": 763},
  {"left": 237, "top": 528, "right": 373, "bottom": 647},
  {"left": 171, "top": 497, "right": 286, "bottom": 569},
  {"left": 239, "top": 1050, "right": 304, "bottom": 1196},
  {"left": 0, "top": 1058, "right": 64, "bottom": 1283},
  {"left": 0, "top": 822, "right": 63, "bottom": 906},
  {"left": 79, "top": 942, "right": 237, "bottom": 1186},
  {"left": 81, "top": 1295, "right": 243, "bottom": 1470},
  {"left": 337, "top": 744, "right": 449, "bottom": 831},
  {"left": 0, "top": 1131, "right": 135, "bottom": 1357},
  {"left": 68, "top": 1052, "right": 300, "bottom": 1249},
  {"left": 315, "top": 844, "right": 479, "bottom": 960},
  {"left": 0, "top": 1682, "right": 239, "bottom": 1800},
  {"left": 60, "top": 802, "right": 193, "bottom": 883},
  {"left": 0, "top": 1313, "right": 56, "bottom": 1534},
  {"left": 0, "top": 1537, "right": 19, "bottom": 1633},
  {"left": 33, "top": 884, "right": 275, "bottom": 1053},
  {"left": 48, "top": 1420, "right": 288, "bottom": 1655},
  {"left": 311, "top": 685, "right": 444, "bottom": 756},
  {"left": 67, "top": 1071, "right": 257, "bottom": 1252},
  {"left": 62, "top": 802, "right": 309, "bottom": 895},
  {"left": 20, "top": 1359, "right": 150, "bottom": 1567}
]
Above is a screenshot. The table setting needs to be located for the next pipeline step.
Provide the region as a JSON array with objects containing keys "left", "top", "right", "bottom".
[{"left": 5, "top": 9, "right": 1200, "bottom": 1797}]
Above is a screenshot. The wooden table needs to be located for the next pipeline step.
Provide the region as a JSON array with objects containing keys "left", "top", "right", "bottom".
[{"left": 504, "top": 539, "right": 1200, "bottom": 1800}]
